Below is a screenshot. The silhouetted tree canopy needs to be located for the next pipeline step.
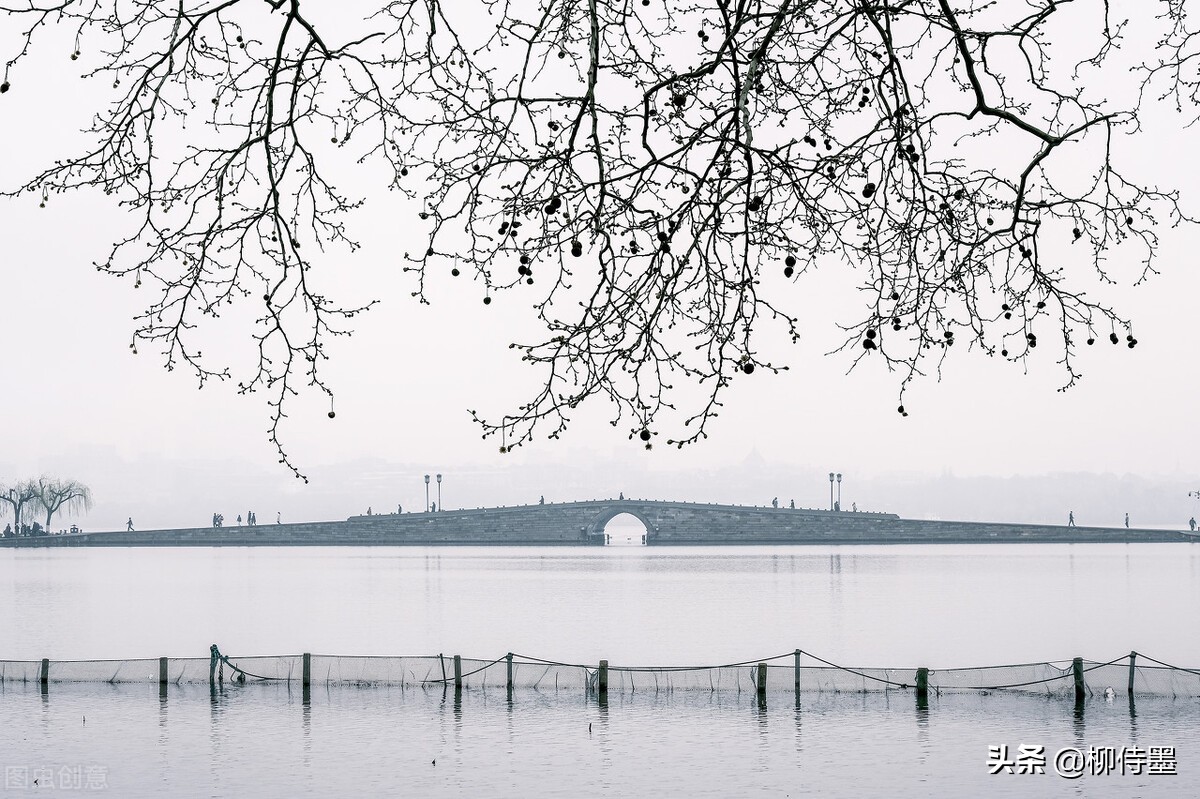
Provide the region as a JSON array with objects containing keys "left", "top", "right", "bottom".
[
  {"left": 0, "top": 477, "right": 93, "bottom": 534},
  {"left": 34, "top": 476, "right": 94, "bottom": 529},
  {"left": 0, "top": 479, "right": 39, "bottom": 533},
  {"left": 2, "top": 1, "right": 1196, "bottom": 477}
]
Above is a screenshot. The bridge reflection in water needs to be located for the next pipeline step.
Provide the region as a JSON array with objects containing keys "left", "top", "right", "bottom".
[{"left": 4, "top": 499, "right": 1192, "bottom": 547}]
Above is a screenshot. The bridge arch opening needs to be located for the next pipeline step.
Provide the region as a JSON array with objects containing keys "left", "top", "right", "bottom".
[{"left": 602, "top": 513, "right": 649, "bottom": 546}]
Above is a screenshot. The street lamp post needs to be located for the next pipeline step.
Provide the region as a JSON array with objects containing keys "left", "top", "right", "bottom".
[
  {"left": 436, "top": 474, "right": 442, "bottom": 512},
  {"left": 828, "top": 472, "right": 835, "bottom": 511},
  {"left": 836, "top": 473, "right": 842, "bottom": 511},
  {"left": 424, "top": 474, "right": 430, "bottom": 513}
]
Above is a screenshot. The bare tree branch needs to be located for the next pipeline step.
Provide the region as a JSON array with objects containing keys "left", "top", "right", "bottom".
[{"left": 2, "top": 0, "right": 1195, "bottom": 474}]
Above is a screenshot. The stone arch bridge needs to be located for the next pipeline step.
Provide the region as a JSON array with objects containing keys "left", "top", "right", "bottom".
[{"left": 2, "top": 499, "right": 1192, "bottom": 546}]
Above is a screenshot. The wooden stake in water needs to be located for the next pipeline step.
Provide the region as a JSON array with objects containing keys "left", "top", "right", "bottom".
[
  {"left": 40, "top": 658, "right": 49, "bottom": 686},
  {"left": 1128, "top": 651, "right": 1137, "bottom": 697},
  {"left": 915, "top": 667, "right": 929, "bottom": 702},
  {"left": 757, "top": 663, "right": 767, "bottom": 699},
  {"left": 598, "top": 660, "right": 608, "bottom": 696},
  {"left": 159, "top": 657, "right": 168, "bottom": 686},
  {"left": 453, "top": 655, "right": 463, "bottom": 691},
  {"left": 1072, "top": 657, "right": 1085, "bottom": 703},
  {"left": 794, "top": 650, "right": 801, "bottom": 701},
  {"left": 506, "top": 653, "right": 514, "bottom": 692},
  {"left": 302, "top": 653, "right": 312, "bottom": 688}
]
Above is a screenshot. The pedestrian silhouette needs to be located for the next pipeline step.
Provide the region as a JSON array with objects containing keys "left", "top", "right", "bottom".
[
  {"left": 237, "top": 514, "right": 242, "bottom": 526},
  {"left": 772, "top": 497, "right": 778, "bottom": 508},
  {"left": 1068, "top": 511, "right": 1075, "bottom": 527},
  {"left": 1124, "top": 513, "right": 1129, "bottom": 528},
  {"left": 276, "top": 512, "right": 281, "bottom": 524},
  {"left": 126, "top": 517, "right": 134, "bottom": 531},
  {"left": 789, "top": 499, "right": 795, "bottom": 509},
  {"left": 1190, "top": 517, "right": 1196, "bottom": 532}
]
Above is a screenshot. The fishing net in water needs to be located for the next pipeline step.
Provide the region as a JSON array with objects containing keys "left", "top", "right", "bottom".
[
  {"left": 2, "top": 648, "right": 1197, "bottom": 698},
  {"left": 0, "top": 657, "right": 210, "bottom": 684}
]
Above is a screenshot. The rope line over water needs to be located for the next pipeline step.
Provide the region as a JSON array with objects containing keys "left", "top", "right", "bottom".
[
  {"left": 1135, "top": 652, "right": 1200, "bottom": 678},
  {"left": 794, "top": 650, "right": 910, "bottom": 689}
]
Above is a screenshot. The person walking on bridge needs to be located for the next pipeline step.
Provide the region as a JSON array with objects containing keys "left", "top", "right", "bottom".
[
  {"left": 1124, "top": 513, "right": 1130, "bottom": 529},
  {"left": 1068, "top": 511, "right": 1075, "bottom": 527},
  {"left": 126, "top": 517, "right": 134, "bottom": 531},
  {"left": 1190, "top": 517, "right": 1196, "bottom": 532}
]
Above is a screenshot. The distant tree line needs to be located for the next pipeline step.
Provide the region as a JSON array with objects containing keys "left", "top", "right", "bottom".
[{"left": 0, "top": 478, "right": 93, "bottom": 537}]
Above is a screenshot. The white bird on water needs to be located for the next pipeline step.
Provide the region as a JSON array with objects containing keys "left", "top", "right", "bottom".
[{"left": 1104, "top": 686, "right": 1116, "bottom": 701}]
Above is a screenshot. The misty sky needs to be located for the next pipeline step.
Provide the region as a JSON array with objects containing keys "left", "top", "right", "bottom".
[{"left": 1, "top": 5, "right": 1197, "bottom": 531}]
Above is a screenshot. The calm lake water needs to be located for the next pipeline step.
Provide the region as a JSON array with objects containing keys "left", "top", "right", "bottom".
[{"left": 2, "top": 544, "right": 1198, "bottom": 796}]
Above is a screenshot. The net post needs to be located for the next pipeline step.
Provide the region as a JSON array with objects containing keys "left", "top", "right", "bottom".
[
  {"left": 39, "top": 658, "right": 49, "bottom": 686},
  {"left": 208, "top": 645, "right": 218, "bottom": 687},
  {"left": 453, "top": 655, "right": 462, "bottom": 691},
  {"left": 756, "top": 663, "right": 767, "bottom": 699},
  {"left": 159, "top": 657, "right": 168, "bottom": 686},
  {"left": 1072, "top": 657, "right": 1085, "bottom": 703},
  {"left": 915, "top": 667, "right": 929, "bottom": 703},
  {"left": 598, "top": 660, "right": 608, "bottom": 696},
  {"left": 506, "top": 653, "right": 514, "bottom": 692},
  {"left": 1127, "top": 651, "right": 1137, "bottom": 697},
  {"left": 793, "top": 650, "right": 801, "bottom": 702},
  {"left": 302, "top": 653, "right": 312, "bottom": 688}
]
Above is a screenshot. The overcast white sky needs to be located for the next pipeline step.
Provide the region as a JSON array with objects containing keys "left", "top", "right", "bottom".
[{"left": 1, "top": 3, "right": 1197, "bottom": 530}]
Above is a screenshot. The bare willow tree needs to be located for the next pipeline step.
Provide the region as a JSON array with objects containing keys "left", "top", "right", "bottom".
[
  {"left": 0, "top": 479, "right": 39, "bottom": 533},
  {"left": 2, "top": 1, "right": 1196, "bottom": 477},
  {"left": 33, "top": 476, "right": 94, "bottom": 530}
]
